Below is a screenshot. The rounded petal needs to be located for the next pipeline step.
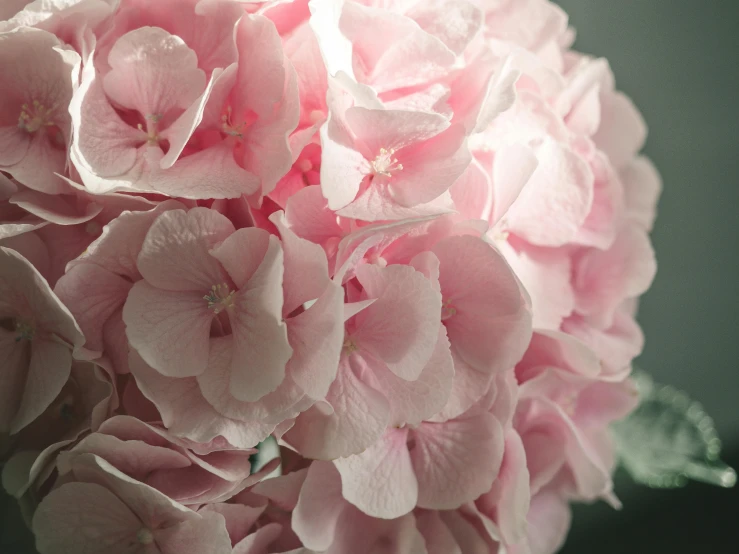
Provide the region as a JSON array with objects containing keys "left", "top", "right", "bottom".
[
  {"left": 434, "top": 235, "right": 532, "bottom": 375},
  {"left": 334, "top": 428, "right": 418, "bottom": 519},
  {"left": 354, "top": 263, "right": 442, "bottom": 381},
  {"left": 411, "top": 412, "right": 504, "bottom": 510},
  {"left": 123, "top": 282, "right": 213, "bottom": 378}
]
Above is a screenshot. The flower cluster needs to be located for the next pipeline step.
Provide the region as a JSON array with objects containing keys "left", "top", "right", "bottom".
[{"left": 0, "top": 1, "right": 659, "bottom": 553}]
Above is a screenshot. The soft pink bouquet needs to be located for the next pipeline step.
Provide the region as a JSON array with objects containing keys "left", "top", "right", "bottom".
[{"left": 2, "top": 1, "right": 707, "bottom": 553}]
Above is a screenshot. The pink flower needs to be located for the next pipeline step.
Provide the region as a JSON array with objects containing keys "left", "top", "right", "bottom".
[
  {"left": 319, "top": 88, "right": 471, "bottom": 221},
  {"left": 333, "top": 406, "right": 504, "bottom": 519},
  {"left": 515, "top": 331, "right": 639, "bottom": 504},
  {"left": 1, "top": 359, "right": 115, "bottom": 506},
  {"left": 33, "top": 452, "right": 233, "bottom": 554},
  {"left": 59, "top": 415, "right": 259, "bottom": 506},
  {"left": 0, "top": 247, "right": 84, "bottom": 436},
  {"left": 0, "top": 0, "right": 663, "bottom": 550},
  {"left": 0, "top": 0, "right": 118, "bottom": 56},
  {"left": 53, "top": 200, "right": 183, "bottom": 371},
  {"left": 285, "top": 260, "right": 453, "bottom": 459},
  {"left": 120, "top": 207, "right": 343, "bottom": 448},
  {"left": 0, "top": 27, "right": 80, "bottom": 193},
  {"left": 70, "top": 3, "right": 299, "bottom": 200},
  {"left": 292, "top": 460, "right": 428, "bottom": 553},
  {"left": 201, "top": 467, "right": 309, "bottom": 553}
]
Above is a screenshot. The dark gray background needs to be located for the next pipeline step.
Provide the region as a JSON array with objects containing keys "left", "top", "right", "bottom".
[{"left": 555, "top": 1, "right": 739, "bottom": 552}]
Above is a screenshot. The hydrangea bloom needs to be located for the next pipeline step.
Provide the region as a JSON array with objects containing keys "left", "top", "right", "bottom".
[{"left": 0, "top": 1, "right": 659, "bottom": 553}]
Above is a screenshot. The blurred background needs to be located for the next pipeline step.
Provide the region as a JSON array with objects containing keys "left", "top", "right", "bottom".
[
  {"left": 554, "top": 0, "right": 739, "bottom": 552},
  {"left": 2, "top": 1, "right": 738, "bottom": 552}
]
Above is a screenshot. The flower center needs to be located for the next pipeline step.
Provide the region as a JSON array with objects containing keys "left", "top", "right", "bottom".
[
  {"left": 137, "top": 113, "right": 162, "bottom": 145},
  {"left": 440, "top": 299, "right": 456, "bottom": 321},
  {"left": 136, "top": 528, "right": 154, "bottom": 545},
  {"left": 18, "top": 100, "right": 56, "bottom": 133},
  {"left": 204, "top": 284, "right": 236, "bottom": 314},
  {"left": 371, "top": 148, "right": 403, "bottom": 177},
  {"left": 343, "top": 336, "right": 358, "bottom": 354},
  {"left": 14, "top": 319, "right": 35, "bottom": 342},
  {"left": 220, "top": 105, "right": 255, "bottom": 139}
]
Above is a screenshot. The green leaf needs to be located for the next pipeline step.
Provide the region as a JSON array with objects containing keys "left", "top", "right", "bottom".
[{"left": 612, "top": 371, "right": 736, "bottom": 489}]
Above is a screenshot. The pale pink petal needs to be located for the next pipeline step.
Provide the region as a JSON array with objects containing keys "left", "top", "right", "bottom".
[
  {"left": 33, "top": 482, "right": 143, "bottom": 554},
  {"left": 505, "top": 139, "right": 594, "bottom": 247},
  {"left": 574, "top": 379, "right": 639, "bottom": 429},
  {"left": 479, "top": 430, "right": 531, "bottom": 545},
  {"left": 337, "top": 185, "right": 456, "bottom": 223},
  {"left": 232, "top": 522, "right": 283, "bottom": 554},
  {"left": 490, "top": 144, "right": 539, "bottom": 226},
  {"left": 319, "top": 121, "right": 370, "bottom": 210},
  {"left": 518, "top": 414, "right": 568, "bottom": 495},
  {"left": 285, "top": 282, "right": 345, "bottom": 400},
  {"left": 411, "top": 412, "right": 504, "bottom": 510},
  {"left": 353, "top": 263, "right": 442, "bottom": 381},
  {"left": 209, "top": 227, "right": 271, "bottom": 290},
  {"left": 592, "top": 90, "right": 647, "bottom": 169},
  {"left": 408, "top": 0, "right": 482, "bottom": 55},
  {"left": 54, "top": 263, "right": 132, "bottom": 355},
  {"left": 136, "top": 208, "right": 234, "bottom": 292},
  {"left": 334, "top": 428, "right": 418, "bottom": 519},
  {"left": 123, "top": 282, "right": 213, "bottom": 378},
  {"left": 285, "top": 354, "right": 390, "bottom": 459},
  {"left": 145, "top": 142, "right": 260, "bottom": 199},
  {"left": 573, "top": 152, "right": 624, "bottom": 249},
  {"left": 573, "top": 225, "right": 656, "bottom": 328},
  {"left": 9, "top": 188, "right": 102, "bottom": 226},
  {"left": 196, "top": 336, "right": 303, "bottom": 425},
  {"left": 433, "top": 350, "right": 495, "bottom": 422},
  {"left": 525, "top": 492, "right": 571, "bottom": 554},
  {"left": 232, "top": 13, "right": 299, "bottom": 192},
  {"left": 562, "top": 310, "right": 644, "bottom": 378},
  {"left": 229, "top": 234, "right": 291, "bottom": 402},
  {"left": 159, "top": 67, "right": 224, "bottom": 168},
  {"left": 434, "top": 235, "right": 532, "bottom": 375},
  {"left": 346, "top": 108, "right": 450, "bottom": 157},
  {"left": 103, "top": 27, "right": 206, "bottom": 117},
  {"left": 271, "top": 211, "right": 331, "bottom": 314},
  {"left": 498, "top": 241, "right": 573, "bottom": 330},
  {"left": 10, "top": 338, "right": 72, "bottom": 434},
  {"left": 129, "top": 351, "right": 273, "bottom": 448},
  {"left": 390, "top": 124, "right": 471, "bottom": 208},
  {"left": 371, "top": 327, "right": 454, "bottom": 427},
  {"left": 449, "top": 158, "right": 493, "bottom": 221},
  {"left": 438, "top": 509, "right": 492, "bottom": 554},
  {"left": 292, "top": 460, "right": 345, "bottom": 552},
  {"left": 620, "top": 155, "right": 661, "bottom": 231},
  {"left": 416, "top": 510, "right": 462, "bottom": 554},
  {"left": 284, "top": 185, "right": 345, "bottom": 249}
]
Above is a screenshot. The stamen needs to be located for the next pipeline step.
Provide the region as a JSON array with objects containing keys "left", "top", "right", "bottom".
[
  {"left": 220, "top": 105, "right": 250, "bottom": 138},
  {"left": 204, "top": 284, "right": 236, "bottom": 314},
  {"left": 440, "top": 299, "right": 456, "bottom": 321},
  {"left": 343, "top": 336, "right": 358, "bottom": 353},
  {"left": 136, "top": 122, "right": 159, "bottom": 145},
  {"left": 136, "top": 528, "right": 154, "bottom": 545},
  {"left": 18, "top": 100, "right": 56, "bottom": 133},
  {"left": 14, "top": 320, "right": 35, "bottom": 342},
  {"left": 371, "top": 147, "right": 403, "bottom": 177}
]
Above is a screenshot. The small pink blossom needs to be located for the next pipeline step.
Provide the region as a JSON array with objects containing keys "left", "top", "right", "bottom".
[
  {"left": 0, "top": 247, "right": 84, "bottom": 436},
  {"left": 0, "top": 27, "right": 80, "bottom": 193},
  {"left": 33, "top": 452, "right": 233, "bottom": 554}
]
